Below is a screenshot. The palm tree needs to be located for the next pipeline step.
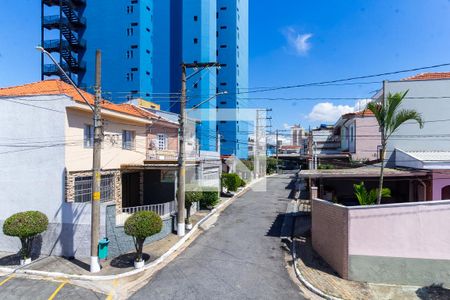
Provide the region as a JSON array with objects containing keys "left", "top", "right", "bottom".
[{"left": 367, "top": 91, "right": 424, "bottom": 204}]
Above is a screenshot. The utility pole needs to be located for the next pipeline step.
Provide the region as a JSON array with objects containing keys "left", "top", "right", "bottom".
[
  {"left": 90, "top": 50, "right": 102, "bottom": 273},
  {"left": 276, "top": 129, "right": 279, "bottom": 174},
  {"left": 177, "top": 64, "right": 187, "bottom": 237},
  {"left": 177, "top": 62, "right": 222, "bottom": 237}
]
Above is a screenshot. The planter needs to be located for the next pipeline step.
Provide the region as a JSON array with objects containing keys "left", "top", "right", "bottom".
[
  {"left": 186, "top": 223, "right": 193, "bottom": 230},
  {"left": 134, "top": 259, "right": 145, "bottom": 269},
  {"left": 20, "top": 258, "right": 31, "bottom": 266}
]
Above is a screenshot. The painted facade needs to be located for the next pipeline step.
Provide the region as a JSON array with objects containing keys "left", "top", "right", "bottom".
[
  {"left": 335, "top": 110, "right": 381, "bottom": 161},
  {"left": 312, "top": 199, "right": 450, "bottom": 286}
]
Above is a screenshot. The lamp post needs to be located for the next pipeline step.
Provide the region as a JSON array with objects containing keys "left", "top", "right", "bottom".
[{"left": 37, "top": 46, "right": 102, "bottom": 273}]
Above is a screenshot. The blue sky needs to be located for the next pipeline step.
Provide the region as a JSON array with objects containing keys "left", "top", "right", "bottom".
[{"left": 1, "top": 0, "right": 450, "bottom": 135}]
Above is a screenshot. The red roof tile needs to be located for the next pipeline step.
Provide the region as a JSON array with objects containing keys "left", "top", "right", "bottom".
[
  {"left": 0, "top": 80, "right": 152, "bottom": 119},
  {"left": 403, "top": 72, "right": 450, "bottom": 81}
]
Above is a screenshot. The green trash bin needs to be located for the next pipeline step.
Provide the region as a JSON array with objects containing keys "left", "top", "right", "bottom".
[{"left": 98, "top": 238, "right": 110, "bottom": 260}]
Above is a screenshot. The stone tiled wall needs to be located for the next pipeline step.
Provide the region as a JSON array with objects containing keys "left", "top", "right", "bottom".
[
  {"left": 105, "top": 204, "right": 174, "bottom": 258},
  {"left": 311, "top": 199, "right": 349, "bottom": 278},
  {"left": 65, "top": 169, "right": 121, "bottom": 204}
]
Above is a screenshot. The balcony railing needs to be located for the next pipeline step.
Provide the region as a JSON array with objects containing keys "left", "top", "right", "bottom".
[
  {"left": 147, "top": 149, "right": 179, "bottom": 161},
  {"left": 116, "top": 201, "right": 176, "bottom": 226}
]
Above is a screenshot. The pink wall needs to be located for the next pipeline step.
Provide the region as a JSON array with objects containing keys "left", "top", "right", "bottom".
[
  {"left": 311, "top": 200, "right": 349, "bottom": 278},
  {"left": 354, "top": 117, "right": 380, "bottom": 161},
  {"left": 432, "top": 170, "right": 450, "bottom": 200},
  {"left": 147, "top": 121, "right": 179, "bottom": 151},
  {"left": 312, "top": 199, "right": 450, "bottom": 275}
]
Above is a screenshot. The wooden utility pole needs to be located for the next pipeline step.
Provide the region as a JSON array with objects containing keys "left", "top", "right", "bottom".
[{"left": 90, "top": 50, "right": 102, "bottom": 273}]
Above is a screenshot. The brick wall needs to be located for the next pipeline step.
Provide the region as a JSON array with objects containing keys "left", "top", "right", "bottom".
[{"left": 311, "top": 199, "right": 349, "bottom": 278}]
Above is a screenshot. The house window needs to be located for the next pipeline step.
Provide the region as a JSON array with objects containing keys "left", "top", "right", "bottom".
[
  {"left": 157, "top": 134, "right": 168, "bottom": 150},
  {"left": 131, "top": 22, "right": 138, "bottom": 26},
  {"left": 220, "top": 45, "right": 227, "bottom": 48},
  {"left": 126, "top": 73, "right": 134, "bottom": 81},
  {"left": 131, "top": 0, "right": 138, "bottom": 4},
  {"left": 84, "top": 124, "right": 94, "bottom": 148},
  {"left": 127, "top": 27, "right": 134, "bottom": 36},
  {"left": 123, "top": 130, "right": 135, "bottom": 150},
  {"left": 126, "top": 50, "right": 133, "bottom": 59},
  {"left": 127, "top": 5, "right": 134, "bottom": 13},
  {"left": 220, "top": 7, "right": 227, "bottom": 10},
  {"left": 131, "top": 45, "right": 138, "bottom": 49},
  {"left": 194, "top": 16, "right": 198, "bottom": 21},
  {"left": 194, "top": 38, "right": 198, "bottom": 44},
  {"left": 74, "top": 174, "right": 115, "bottom": 203},
  {"left": 220, "top": 26, "right": 227, "bottom": 29}
]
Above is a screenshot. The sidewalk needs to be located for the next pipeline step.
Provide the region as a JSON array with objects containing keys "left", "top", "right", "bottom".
[
  {"left": 291, "top": 208, "right": 450, "bottom": 300},
  {"left": 0, "top": 177, "right": 264, "bottom": 281}
]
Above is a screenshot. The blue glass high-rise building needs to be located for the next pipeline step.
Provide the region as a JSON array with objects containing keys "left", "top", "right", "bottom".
[{"left": 41, "top": 0, "right": 248, "bottom": 156}]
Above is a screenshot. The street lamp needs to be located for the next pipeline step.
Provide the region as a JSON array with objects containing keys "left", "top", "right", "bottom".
[{"left": 37, "top": 46, "right": 102, "bottom": 273}]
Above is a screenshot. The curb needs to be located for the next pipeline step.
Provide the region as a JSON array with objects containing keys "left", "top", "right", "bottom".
[
  {"left": 291, "top": 238, "right": 343, "bottom": 300},
  {"left": 1, "top": 175, "right": 268, "bottom": 282}
]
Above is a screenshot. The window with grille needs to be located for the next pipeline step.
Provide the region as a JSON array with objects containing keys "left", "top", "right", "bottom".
[
  {"left": 74, "top": 175, "right": 115, "bottom": 203},
  {"left": 84, "top": 124, "right": 94, "bottom": 148},
  {"left": 157, "top": 134, "right": 168, "bottom": 150},
  {"left": 123, "top": 130, "right": 135, "bottom": 150}
]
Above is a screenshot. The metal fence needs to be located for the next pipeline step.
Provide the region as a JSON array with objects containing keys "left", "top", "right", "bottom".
[{"left": 117, "top": 201, "right": 176, "bottom": 225}]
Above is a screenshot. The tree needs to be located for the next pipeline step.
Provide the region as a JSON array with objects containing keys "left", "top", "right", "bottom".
[
  {"left": 124, "top": 211, "right": 162, "bottom": 262},
  {"left": 367, "top": 90, "right": 424, "bottom": 204},
  {"left": 354, "top": 182, "right": 391, "bottom": 206},
  {"left": 185, "top": 190, "right": 202, "bottom": 226},
  {"left": 3, "top": 211, "right": 48, "bottom": 260}
]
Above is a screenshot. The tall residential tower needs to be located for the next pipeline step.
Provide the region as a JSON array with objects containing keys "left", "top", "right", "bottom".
[{"left": 41, "top": 0, "right": 248, "bottom": 156}]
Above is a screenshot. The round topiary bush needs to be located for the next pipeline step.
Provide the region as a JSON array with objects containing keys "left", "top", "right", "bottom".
[
  {"left": 124, "top": 211, "right": 163, "bottom": 262},
  {"left": 3, "top": 211, "right": 48, "bottom": 260},
  {"left": 221, "top": 173, "right": 241, "bottom": 192}
]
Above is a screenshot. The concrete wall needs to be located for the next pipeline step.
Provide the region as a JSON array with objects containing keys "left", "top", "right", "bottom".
[
  {"left": 312, "top": 199, "right": 450, "bottom": 285},
  {"left": 311, "top": 199, "right": 349, "bottom": 278},
  {"left": 0, "top": 95, "right": 106, "bottom": 257},
  {"left": 385, "top": 79, "right": 450, "bottom": 166},
  {"left": 65, "top": 108, "right": 147, "bottom": 171}
]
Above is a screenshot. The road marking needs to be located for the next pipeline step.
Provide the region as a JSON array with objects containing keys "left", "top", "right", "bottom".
[
  {"left": 47, "top": 281, "right": 67, "bottom": 300},
  {"left": 106, "top": 279, "right": 119, "bottom": 300},
  {"left": 0, "top": 275, "right": 15, "bottom": 286}
]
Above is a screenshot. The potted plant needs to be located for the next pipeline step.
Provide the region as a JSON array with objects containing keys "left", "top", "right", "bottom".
[
  {"left": 3, "top": 211, "right": 48, "bottom": 266},
  {"left": 124, "top": 211, "right": 163, "bottom": 269},
  {"left": 185, "top": 190, "right": 201, "bottom": 230}
]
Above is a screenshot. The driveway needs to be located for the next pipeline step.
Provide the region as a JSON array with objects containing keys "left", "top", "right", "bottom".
[{"left": 131, "top": 174, "right": 305, "bottom": 300}]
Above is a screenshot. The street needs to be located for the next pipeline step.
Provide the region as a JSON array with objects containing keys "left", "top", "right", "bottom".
[
  {"left": 0, "top": 275, "right": 104, "bottom": 299},
  {"left": 131, "top": 174, "right": 305, "bottom": 300}
]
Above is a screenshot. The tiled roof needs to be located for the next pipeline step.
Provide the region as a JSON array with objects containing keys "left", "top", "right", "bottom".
[
  {"left": 403, "top": 72, "right": 450, "bottom": 81},
  {"left": 0, "top": 80, "right": 151, "bottom": 119}
]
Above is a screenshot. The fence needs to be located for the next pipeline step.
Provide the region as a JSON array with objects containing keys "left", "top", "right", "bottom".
[{"left": 116, "top": 201, "right": 176, "bottom": 225}]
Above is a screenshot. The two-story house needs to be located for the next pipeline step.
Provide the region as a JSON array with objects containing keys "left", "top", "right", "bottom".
[{"left": 334, "top": 109, "right": 381, "bottom": 162}]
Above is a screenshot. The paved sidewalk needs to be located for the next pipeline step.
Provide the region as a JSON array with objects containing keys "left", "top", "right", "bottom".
[{"left": 292, "top": 213, "right": 450, "bottom": 300}]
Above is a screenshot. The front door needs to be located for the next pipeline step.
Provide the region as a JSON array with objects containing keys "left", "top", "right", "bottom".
[{"left": 122, "top": 172, "right": 140, "bottom": 208}]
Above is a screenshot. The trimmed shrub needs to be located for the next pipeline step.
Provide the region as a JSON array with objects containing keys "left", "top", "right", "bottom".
[
  {"left": 185, "top": 190, "right": 202, "bottom": 224},
  {"left": 3, "top": 211, "right": 48, "bottom": 259},
  {"left": 200, "top": 189, "right": 220, "bottom": 208},
  {"left": 222, "top": 173, "right": 241, "bottom": 192},
  {"left": 266, "top": 157, "right": 277, "bottom": 174},
  {"left": 124, "top": 211, "right": 163, "bottom": 262}
]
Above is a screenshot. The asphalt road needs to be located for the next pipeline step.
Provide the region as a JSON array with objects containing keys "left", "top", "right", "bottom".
[
  {"left": 0, "top": 275, "right": 104, "bottom": 300},
  {"left": 131, "top": 174, "right": 305, "bottom": 300}
]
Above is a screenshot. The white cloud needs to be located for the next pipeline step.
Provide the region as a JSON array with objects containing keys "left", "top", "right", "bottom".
[
  {"left": 307, "top": 99, "right": 374, "bottom": 123},
  {"left": 283, "top": 123, "right": 291, "bottom": 129},
  {"left": 282, "top": 27, "right": 313, "bottom": 56}
]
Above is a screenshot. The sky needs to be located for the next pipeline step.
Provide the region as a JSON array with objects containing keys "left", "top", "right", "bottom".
[{"left": 1, "top": 0, "right": 450, "bottom": 139}]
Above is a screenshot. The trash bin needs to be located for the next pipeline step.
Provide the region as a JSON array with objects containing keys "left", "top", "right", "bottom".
[{"left": 98, "top": 237, "right": 110, "bottom": 260}]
